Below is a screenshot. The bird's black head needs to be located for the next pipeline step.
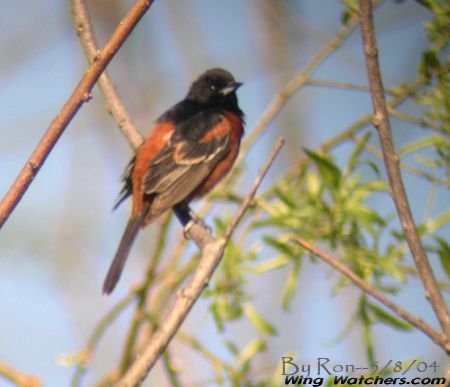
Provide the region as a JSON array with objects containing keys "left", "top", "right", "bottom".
[{"left": 186, "top": 68, "right": 243, "bottom": 110}]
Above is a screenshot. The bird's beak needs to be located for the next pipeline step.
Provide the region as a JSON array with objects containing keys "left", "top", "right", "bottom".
[{"left": 220, "top": 81, "right": 243, "bottom": 96}]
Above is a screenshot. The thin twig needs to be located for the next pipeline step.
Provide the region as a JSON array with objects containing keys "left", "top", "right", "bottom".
[
  {"left": 71, "top": 292, "right": 136, "bottom": 387},
  {"left": 214, "top": 2, "right": 383, "bottom": 210},
  {"left": 225, "top": 138, "right": 285, "bottom": 240},
  {"left": 274, "top": 58, "right": 450, "bottom": 194},
  {"left": 358, "top": 0, "right": 450, "bottom": 338},
  {"left": 70, "top": 0, "right": 144, "bottom": 149},
  {"left": 353, "top": 135, "right": 449, "bottom": 186},
  {"left": 290, "top": 237, "right": 450, "bottom": 352},
  {"left": 162, "top": 350, "right": 183, "bottom": 387},
  {"left": 242, "top": 7, "right": 369, "bottom": 149},
  {"left": 123, "top": 247, "right": 227, "bottom": 387},
  {"left": 400, "top": 264, "right": 450, "bottom": 293},
  {"left": 0, "top": 360, "right": 41, "bottom": 387},
  {"left": 118, "top": 215, "right": 172, "bottom": 374},
  {"left": 306, "top": 78, "right": 393, "bottom": 94},
  {"left": 387, "top": 107, "right": 440, "bottom": 133},
  {"left": 176, "top": 331, "right": 233, "bottom": 375},
  {"left": 0, "top": 0, "right": 154, "bottom": 229},
  {"left": 272, "top": 80, "right": 417, "bottom": 192},
  {"left": 117, "top": 139, "right": 284, "bottom": 387},
  {"left": 94, "top": 370, "right": 119, "bottom": 387}
]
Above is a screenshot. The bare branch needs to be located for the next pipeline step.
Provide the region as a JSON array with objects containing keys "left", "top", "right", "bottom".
[
  {"left": 387, "top": 107, "right": 441, "bottom": 133},
  {"left": 358, "top": 0, "right": 449, "bottom": 338},
  {"left": 437, "top": 364, "right": 450, "bottom": 387},
  {"left": 306, "top": 78, "right": 388, "bottom": 94},
  {"left": 354, "top": 135, "right": 449, "bottom": 186},
  {"left": 225, "top": 138, "right": 285, "bottom": 240},
  {"left": 290, "top": 237, "right": 450, "bottom": 353},
  {"left": 0, "top": 0, "right": 153, "bottom": 229},
  {"left": 117, "top": 140, "right": 284, "bottom": 387},
  {"left": 176, "top": 331, "right": 233, "bottom": 374},
  {"left": 399, "top": 264, "right": 450, "bottom": 293},
  {"left": 0, "top": 360, "right": 41, "bottom": 387},
  {"left": 242, "top": 8, "right": 367, "bottom": 149},
  {"left": 70, "top": 0, "right": 144, "bottom": 149}
]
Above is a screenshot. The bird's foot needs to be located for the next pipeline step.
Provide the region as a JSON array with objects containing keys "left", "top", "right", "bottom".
[{"left": 183, "top": 211, "right": 212, "bottom": 239}]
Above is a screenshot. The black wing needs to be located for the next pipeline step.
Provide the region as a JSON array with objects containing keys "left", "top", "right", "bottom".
[{"left": 143, "top": 111, "right": 231, "bottom": 215}]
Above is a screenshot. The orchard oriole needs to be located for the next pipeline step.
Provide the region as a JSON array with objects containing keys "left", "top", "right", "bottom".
[{"left": 103, "top": 68, "right": 244, "bottom": 294}]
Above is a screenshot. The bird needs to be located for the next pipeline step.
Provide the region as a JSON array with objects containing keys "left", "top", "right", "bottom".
[{"left": 103, "top": 68, "right": 245, "bottom": 294}]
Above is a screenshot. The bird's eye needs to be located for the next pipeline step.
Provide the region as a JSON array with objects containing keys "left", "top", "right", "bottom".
[{"left": 209, "top": 84, "right": 216, "bottom": 91}]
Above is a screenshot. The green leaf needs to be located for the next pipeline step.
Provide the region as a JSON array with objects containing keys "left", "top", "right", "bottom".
[
  {"left": 425, "top": 208, "right": 450, "bottom": 232},
  {"left": 273, "top": 186, "right": 297, "bottom": 209},
  {"left": 420, "top": 49, "right": 441, "bottom": 77},
  {"left": 399, "top": 135, "right": 447, "bottom": 156},
  {"left": 363, "top": 159, "right": 381, "bottom": 175},
  {"left": 243, "top": 303, "right": 277, "bottom": 336},
  {"left": 359, "top": 296, "right": 375, "bottom": 365},
  {"left": 235, "top": 339, "right": 266, "bottom": 367},
  {"left": 439, "top": 252, "right": 450, "bottom": 279},
  {"left": 251, "top": 218, "right": 285, "bottom": 229},
  {"left": 263, "top": 236, "right": 297, "bottom": 257},
  {"left": 224, "top": 339, "right": 239, "bottom": 356},
  {"left": 252, "top": 255, "right": 290, "bottom": 274},
  {"left": 361, "top": 179, "right": 388, "bottom": 192},
  {"left": 340, "top": 0, "right": 358, "bottom": 12},
  {"left": 347, "top": 131, "right": 372, "bottom": 173},
  {"left": 304, "top": 148, "right": 342, "bottom": 189},
  {"left": 210, "top": 302, "right": 224, "bottom": 332},
  {"left": 433, "top": 236, "right": 450, "bottom": 278},
  {"left": 306, "top": 171, "right": 321, "bottom": 196},
  {"left": 282, "top": 259, "right": 301, "bottom": 310},
  {"left": 341, "top": 9, "right": 351, "bottom": 25},
  {"left": 368, "top": 302, "right": 413, "bottom": 331},
  {"left": 414, "top": 154, "right": 439, "bottom": 167},
  {"left": 347, "top": 205, "right": 387, "bottom": 227}
]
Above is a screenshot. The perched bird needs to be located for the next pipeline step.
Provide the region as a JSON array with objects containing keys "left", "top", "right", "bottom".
[{"left": 103, "top": 68, "right": 245, "bottom": 294}]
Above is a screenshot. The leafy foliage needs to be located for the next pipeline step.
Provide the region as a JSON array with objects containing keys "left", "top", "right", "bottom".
[{"left": 256, "top": 135, "right": 402, "bottom": 292}]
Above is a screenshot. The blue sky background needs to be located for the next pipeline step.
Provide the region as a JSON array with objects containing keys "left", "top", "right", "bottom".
[{"left": 0, "top": 1, "right": 448, "bottom": 386}]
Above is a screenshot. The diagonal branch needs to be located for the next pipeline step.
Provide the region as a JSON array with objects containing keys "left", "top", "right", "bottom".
[
  {"left": 290, "top": 237, "right": 450, "bottom": 353},
  {"left": 0, "top": 0, "right": 154, "bottom": 230},
  {"left": 225, "top": 139, "right": 285, "bottom": 241},
  {"left": 242, "top": 5, "right": 372, "bottom": 150},
  {"left": 358, "top": 0, "right": 449, "bottom": 338},
  {"left": 70, "top": 0, "right": 144, "bottom": 149},
  {"left": 0, "top": 360, "right": 41, "bottom": 387},
  {"left": 117, "top": 138, "right": 284, "bottom": 387}
]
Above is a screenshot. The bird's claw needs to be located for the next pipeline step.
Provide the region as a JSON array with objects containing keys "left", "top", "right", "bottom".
[
  {"left": 182, "top": 216, "right": 212, "bottom": 239},
  {"left": 183, "top": 220, "right": 194, "bottom": 239}
]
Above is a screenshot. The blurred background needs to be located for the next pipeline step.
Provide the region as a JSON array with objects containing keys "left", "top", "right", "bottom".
[{"left": 0, "top": 0, "right": 448, "bottom": 386}]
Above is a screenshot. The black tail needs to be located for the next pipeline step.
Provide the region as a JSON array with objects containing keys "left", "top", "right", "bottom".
[{"left": 103, "top": 216, "right": 142, "bottom": 294}]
